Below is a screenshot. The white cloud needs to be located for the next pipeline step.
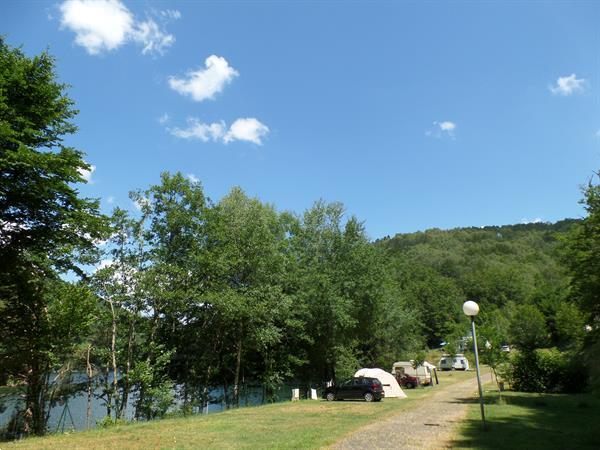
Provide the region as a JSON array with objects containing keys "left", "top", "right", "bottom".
[
  {"left": 550, "top": 74, "right": 586, "bottom": 96},
  {"left": 158, "top": 113, "right": 170, "bottom": 124},
  {"left": 521, "top": 217, "right": 543, "bottom": 224},
  {"left": 187, "top": 174, "right": 200, "bottom": 183},
  {"left": 426, "top": 121, "right": 456, "bottom": 139},
  {"left": 170, "top": 119, "right": 226, "bottom": 142},
  {"left": 169, "top": 117, "right": 269, "bottom": 145},
  {"left": 132, "top": 18, "right": 174, "bottom": 55},
  {"left": 78, "top": 164, "right": 96, "bottom": 183},
  {"left": 106, "top": 196, "right": 115, "bottom": 204},
  {"left": 224, "top": 118, "right": 270, "bottom": 145},
  {"left": 168, "top": 55, "right": 239, "bottom": 102},
  {"left": 59, "top": 0, "right": 177, "bottom": 56},
  {"left": 438, "top": 121, "right": 456, "bottom": 132}
]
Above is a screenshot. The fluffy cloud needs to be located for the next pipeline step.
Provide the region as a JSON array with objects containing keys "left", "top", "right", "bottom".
[
  {"left": 78, "top": 164, "right": 96, "bottom": 183},
  {"left": 187, "top": 174, "right": 200, "bottom": 183},
  {"left": 224, "top": 118, "right": 270, "bottom": 145},
  {"left": 168, "top": 55, "right": 239, "bottom": 102},
  {"left": 59, "top": 0, "right": 178, "bottom": 55},
  {"left": 550, "top": 74, "right": 586, "bottom": 96},
  {"left": 169, "top": 117, "right": 269, "bottom": 145},
  {"left": 426, "top": 121, "right": 456, "bottom": 139}
]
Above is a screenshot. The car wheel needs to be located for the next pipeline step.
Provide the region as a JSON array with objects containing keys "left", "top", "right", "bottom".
[
  {"left": 364, "top": 392, "right": 374, "bottom": 402},
  {"left": 405, "top": 382, "right": 414, "bottom": 389},
  {"left": 326, "top": 392, "right": 335, "bottom": 402}
]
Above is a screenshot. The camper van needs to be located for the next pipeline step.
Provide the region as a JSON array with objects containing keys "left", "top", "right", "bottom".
[
  {"left": 438, "top": 354, "right": 469, "bottom": 371},
  {"left": 391, "top": 361, "right": 434, "bottom": 385}
]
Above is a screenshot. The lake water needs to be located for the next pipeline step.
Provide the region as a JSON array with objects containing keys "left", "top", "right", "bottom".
[{"left": 0, "top": 377, "right": 313, "bottom": 436}]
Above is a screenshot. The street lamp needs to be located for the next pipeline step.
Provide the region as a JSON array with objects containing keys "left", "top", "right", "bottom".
[{"left": 463, "top": 300, "right": 485, "bottom": 427}]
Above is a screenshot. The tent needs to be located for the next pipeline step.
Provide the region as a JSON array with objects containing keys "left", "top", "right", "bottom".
[{"left": 354, "top": 368, "right": 407, "bottom": 399}]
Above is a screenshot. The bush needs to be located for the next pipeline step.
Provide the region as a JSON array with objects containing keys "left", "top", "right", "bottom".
[
  {"left": 96, "top": 416, "right": 128, "bottom": 429},
  {"left": 510, "top": 348, "right": 587, "bottom": 393}
]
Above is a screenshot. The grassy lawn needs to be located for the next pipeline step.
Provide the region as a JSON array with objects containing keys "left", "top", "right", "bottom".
[
  {"left": 3, "top": 371, "right": 474, "bottom": 449},
  {"left": 453, "top": 389, "right": 600, "bottom": 449}
]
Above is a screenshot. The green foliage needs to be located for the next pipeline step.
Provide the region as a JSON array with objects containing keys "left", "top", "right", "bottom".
[
  {"left": 563, "top": 171, "right": 600, "bottom": 321},
  {"left": 510, "top": 348, "right": 587, "bottom": 393},
  {"left": 0, "top": 38, "right": 108, "bottom": 436},
  {"left": 510, "top": 304, "right": 549, "bottom": 351},
  {"left": 95, "top": 417, "right": 128, "bottom": 429},
  {"left": 378, "top": 220, "right": 577, "bottom": 349}
]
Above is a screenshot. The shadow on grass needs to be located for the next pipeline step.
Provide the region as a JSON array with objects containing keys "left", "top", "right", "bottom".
[{"left": 452, "top": 390, "right": 600, "bottom": 449}]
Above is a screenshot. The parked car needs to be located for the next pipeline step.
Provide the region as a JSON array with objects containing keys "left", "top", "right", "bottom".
[
  {"left": 323, "top": 377, "right": 385, "bottom": 402},
  {"left": 396, "top": 372, "right": 420, "bottom": 389},
  {"left": 501, "top": 345, "right": 511, "bottom": 352}
]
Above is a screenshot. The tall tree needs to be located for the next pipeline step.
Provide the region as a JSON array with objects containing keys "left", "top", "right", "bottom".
[
  {"left": 0, "top": 39, "right": 107, "bottom": 435},
  {"left": 563, "top": 171, "right": 600, "bottom": 322}
]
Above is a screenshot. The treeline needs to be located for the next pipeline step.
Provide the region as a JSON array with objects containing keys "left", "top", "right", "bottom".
[
  {"left": 379, "top": 215, "right": 600, "bottom": 394},
  {"left": 377, "top": 219, "right": 580, "bottom": 348}
]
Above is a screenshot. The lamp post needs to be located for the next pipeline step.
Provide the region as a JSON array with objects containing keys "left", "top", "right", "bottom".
[{"left": 463, "top": 300, "right": 485, "bottom": 427}]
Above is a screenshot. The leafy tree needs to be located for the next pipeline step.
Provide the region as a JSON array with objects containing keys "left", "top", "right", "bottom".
[
  {"left": 563, "top": 171, "right": 600, "bottom": 322},
  {"left": 0, "top": 38, "right": 108, "bottom": 435},
  {"left": 509, "top": 304, "right": 548, "bottom": 351}
]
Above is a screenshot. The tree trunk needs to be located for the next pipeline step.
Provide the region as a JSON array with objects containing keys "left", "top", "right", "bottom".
[
  {"left": 119, "top": 314, "right": 136, "bottom": 419},
  {"left": 24, "top": 361, "right": 48, "bottom": 436},
  {"left": 108, "top": 299, "right": 119, "bottom": 415},
  {"left": 86, "top": 345, "right": 93, "bottom": 429},
  {"left": 233, "top": 335, "right": 242, "bottom": 407}
]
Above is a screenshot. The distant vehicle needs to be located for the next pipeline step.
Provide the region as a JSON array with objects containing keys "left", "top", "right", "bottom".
[
  {"left": 396, "top": 372, "right": 420, "bottom": 389},
  {"left": 391, "top": 361, "right": 434, "bottom": 385},
  {"left": 323, "top": 377, "right": 385, "bottom": 402},
  {"left": 439, "top": 355, "right": 453, "bottom": 371},
  {"left": 501, "top": 345, "right": 511, "bottom": 352},
  {"left": 438, "top": 354, "right": 470, "bottom": 371}
]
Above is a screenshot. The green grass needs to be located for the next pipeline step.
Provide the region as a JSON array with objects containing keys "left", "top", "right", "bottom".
[
  {"left": 453, "top": 389, "right": 600, "bottom": 449},
  {"left": 3, "top": 371, "right": 474, "bottom": 449}
]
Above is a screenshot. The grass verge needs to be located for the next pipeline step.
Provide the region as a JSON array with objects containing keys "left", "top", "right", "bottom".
[
  {"left": 3, "top": 371, "right": 474, "bottom": 449},
  {"left": 453, "top": 389, "right": 600, "bottom": 449}
]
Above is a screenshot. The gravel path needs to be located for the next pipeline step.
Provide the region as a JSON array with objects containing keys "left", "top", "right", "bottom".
[{"left": 331, "top": 373, "right": 492, "bottom": 450}]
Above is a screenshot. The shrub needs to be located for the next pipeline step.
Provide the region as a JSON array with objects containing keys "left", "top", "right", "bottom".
[{"left": 509, "top": 348, "right": 587, "bottom": 393}]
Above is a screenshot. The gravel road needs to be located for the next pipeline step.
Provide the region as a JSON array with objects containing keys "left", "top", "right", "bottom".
[{"left": 330, "top": 373, "right": 492, "bottom": 450}]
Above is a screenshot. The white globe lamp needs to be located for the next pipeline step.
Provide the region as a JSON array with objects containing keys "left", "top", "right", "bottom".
[{"left": 463, "top": 300, "right": 479, "bottom": 316}]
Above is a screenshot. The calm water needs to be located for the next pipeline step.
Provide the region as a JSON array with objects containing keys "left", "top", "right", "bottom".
[{"left": 0, "top": 376, "right": 311, "bottom": 435}]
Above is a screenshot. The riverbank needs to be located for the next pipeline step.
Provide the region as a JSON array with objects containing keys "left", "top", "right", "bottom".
[{"left": 3, "top": 371, "right": 475, "bottom": 449}]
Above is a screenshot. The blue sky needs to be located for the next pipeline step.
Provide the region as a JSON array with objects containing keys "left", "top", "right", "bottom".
[{"left": 2, "top": 1, "right": 599, "bottom": 239}]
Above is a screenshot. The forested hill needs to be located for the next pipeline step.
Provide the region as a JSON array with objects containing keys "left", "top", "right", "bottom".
[{"left": 375, "top": 219, "right": 581, "bottom": 347}]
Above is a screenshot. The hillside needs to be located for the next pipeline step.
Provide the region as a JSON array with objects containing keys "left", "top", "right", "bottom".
[{"left": 375, "top": 219, "right": 580, "bottom": 347}]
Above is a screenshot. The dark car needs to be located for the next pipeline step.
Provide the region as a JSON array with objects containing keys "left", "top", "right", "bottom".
[
  {"left": 323, "top": 377, "right": 385, "bottom": 402},
  {"left": 396, "top": 373, "right": 419, "bottom": 389}
]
